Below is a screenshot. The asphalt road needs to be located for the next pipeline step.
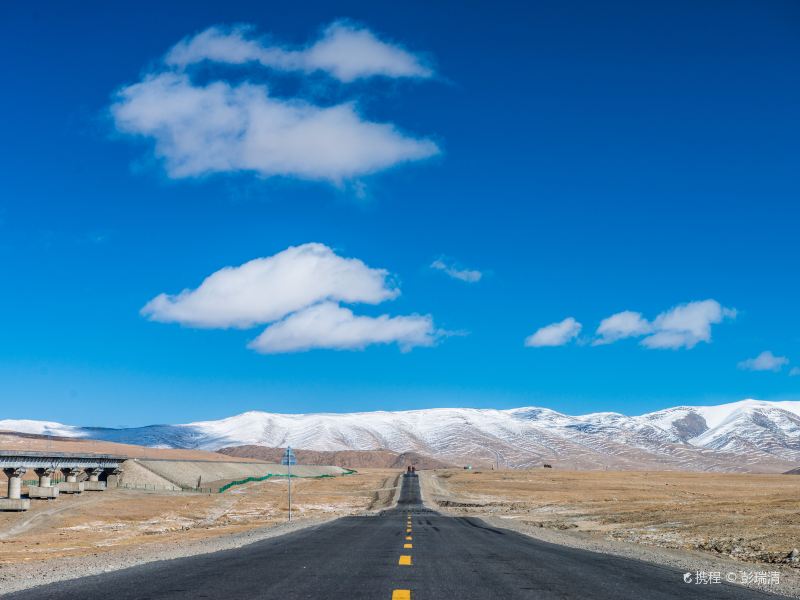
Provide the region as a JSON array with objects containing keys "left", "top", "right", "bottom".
[{"left": 5, "top": 474, "right": 789, "bottom": 600}]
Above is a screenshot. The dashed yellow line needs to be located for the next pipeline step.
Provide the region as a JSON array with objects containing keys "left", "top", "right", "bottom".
[{"left": 393, "top": 494, "right": 415, "bottom": 597}]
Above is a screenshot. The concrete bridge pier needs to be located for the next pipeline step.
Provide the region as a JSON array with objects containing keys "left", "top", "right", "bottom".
[
  {"left": 37, "top": 467, "right": 54, "bottom": 487},
  {"left": 103, "top": 467, "right": 122, "bottom": 489},
  {"left": 5, "top": 467, "right": 25, "bottom": 499},
  {"left": 84, "top": 467, "right": 106, "bottom": 491},
  {"left": 1, "top": 467, "right": 31, "bottom": 511},
  {"left": 29, "top": 467, "right": 59, "bottom": 499},
  {"left": 58, "top": 467, "right": 85, "bottom": 494}
]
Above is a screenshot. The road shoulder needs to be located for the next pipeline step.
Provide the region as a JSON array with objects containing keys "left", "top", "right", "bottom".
[
  {"left": 418, "top": 471, "right": 800, "bottom": 598},
  {"left": 0, "top": 514, "right": 339, "bottom": 596}
]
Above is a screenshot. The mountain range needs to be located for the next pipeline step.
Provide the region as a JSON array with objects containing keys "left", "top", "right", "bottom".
[{"left": 3, "top": 399, "right": 800, "bottom": 473}]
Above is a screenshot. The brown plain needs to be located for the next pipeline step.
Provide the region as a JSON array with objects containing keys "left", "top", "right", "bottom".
[
  {"left": 426, "top": 469, "right": 800, "bottom": 565},
  {"left": 0, "top": 469, "right": 397, "bottom": 565}
]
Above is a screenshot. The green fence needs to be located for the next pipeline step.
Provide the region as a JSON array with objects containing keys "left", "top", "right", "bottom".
[
  {"left": 218, "top": 468, "right": 358, "bottom": 493},
  {"left": 218, "top": 473, "right": 279, "bottom": 493}
]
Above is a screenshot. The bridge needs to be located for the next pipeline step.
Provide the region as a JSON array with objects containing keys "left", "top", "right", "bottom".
[{"left": 0, "top": 451, "right": 126, "bottom": 511}]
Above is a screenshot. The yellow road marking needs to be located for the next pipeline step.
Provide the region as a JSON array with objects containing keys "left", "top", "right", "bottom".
[
  {"left": 399, "top": 555, "right": 412, "bottom": 566},
  {"left": 392, "top": 590, "right": 411, "bottom": 600},
  {"left": 406, "top": 528, "right": 412, "bottom": 533},
  {"left": 404, "top": 543, "right": 413, "bottom": 549}
]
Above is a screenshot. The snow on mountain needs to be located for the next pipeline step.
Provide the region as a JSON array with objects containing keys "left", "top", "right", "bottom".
[
  {"left": 0, "top": 419, "right": 85, "bottom": 438},
  {"left": 3, "top": 399, "right": 800, "bottom": 472}
]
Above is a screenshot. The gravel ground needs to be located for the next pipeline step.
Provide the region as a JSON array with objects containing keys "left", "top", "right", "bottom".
[
  {"left": 0, "top": 473, "right": 402, "bottom": 596},
  {"left": 418, "top": 471, "right": 800, "bottom": 599},
  {"left": 480, "top": 515, "right": 800, "bottom": 598},
  {"left": 0, "top": 514, "right": 339, "bottom": 596}
]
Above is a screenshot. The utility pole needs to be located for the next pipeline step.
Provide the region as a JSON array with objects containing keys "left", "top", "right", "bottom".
[{"left": 491, "top": 449, "right": 502, "bottom": 471}]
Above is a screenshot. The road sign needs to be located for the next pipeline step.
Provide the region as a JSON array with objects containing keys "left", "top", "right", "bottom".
[{"left": 281, "top": 447, "right": 296, "bottom": 465}]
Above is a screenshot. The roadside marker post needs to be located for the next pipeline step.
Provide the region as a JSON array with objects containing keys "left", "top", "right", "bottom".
[{"left": 281, "top": 447, "right": 297, "bottom": 522}]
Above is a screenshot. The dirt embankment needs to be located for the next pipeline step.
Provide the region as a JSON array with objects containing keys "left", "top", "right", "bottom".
[
  {"left": 217, "top": 445, "right": 453, "bottom": 470},
  {"left": 367, "top": 472, "right": 402, "bottom": 510}
]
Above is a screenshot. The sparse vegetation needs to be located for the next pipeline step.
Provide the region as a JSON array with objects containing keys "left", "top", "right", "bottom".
[
  {"left": 424, "top": 469, "right": 800, "bottom": 567},
  {"left": 0, "top": 469, "right": 396, "bottom": 565}
]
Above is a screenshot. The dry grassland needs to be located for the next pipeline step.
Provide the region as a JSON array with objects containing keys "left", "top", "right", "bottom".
[
  {"left": 425, "top": 469, "right": 800, "bottom": 566},
  {"left": 0, "top": 469, "right": 397, "bottom": 565}
]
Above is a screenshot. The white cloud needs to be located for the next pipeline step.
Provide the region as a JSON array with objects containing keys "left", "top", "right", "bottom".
[
  {"left": 142, "top": 243, "right": 398, "bottom": 328},
  {"left": 640, "top": 300, "right": 736, "bottom": 349},
  {"left": 248, "top": 302, "right": 436, "bottom": 353},
  {"left": 142, "top": 243, "right": 440, "bottom": 354},
  {"left": 592, "top": 300, "right": 735, "bottom": 350},
  {"left": 111, "top": 22, "right": 439, "bottom": 183},
  {"left": 430, "top": 258, "right": 483, "bottom": 283},
  {"left": 738, "top": 351, "right": 789, "bottom": 372},
  {"left": 525, "top": 318, "right": 582, "bottom": 348},
  {"left": 594, "top": 310, "right": 651, "bottom": 345},
  {"left": 111, "top": 72, "right": 438, "bottom": 182},
  {"left": 790, "top": 367, "right": 800, "bottom": 377},
  {"left": 166, "top": 22, "right": 433, "bottom": 82}
]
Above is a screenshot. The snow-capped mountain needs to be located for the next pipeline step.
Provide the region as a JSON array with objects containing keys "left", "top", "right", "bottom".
[{"left": 3, "top": 399, "right": 800, "bottom": 473}]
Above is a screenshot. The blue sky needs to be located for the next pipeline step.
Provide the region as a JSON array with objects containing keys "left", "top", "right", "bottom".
[{"left": 2, "top": 1, "right": 799, "bottom": 426}]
